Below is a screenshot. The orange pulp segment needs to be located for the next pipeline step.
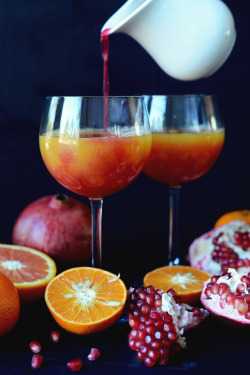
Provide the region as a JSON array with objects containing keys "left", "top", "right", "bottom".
[
  {"left": 45, "top": 267, "right": 127, "bottom": 335},
  {"left": 143, "top": 265, "right": 211, "bottom": 305},
  {"left": 0, "top": 244, "right": 57, "bottom": 303}
]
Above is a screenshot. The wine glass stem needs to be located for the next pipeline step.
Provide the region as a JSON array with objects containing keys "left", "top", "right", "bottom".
[
  {"left": 168, "top": 187, "right": 181, "bottom": 265},
  {"left": 89, "top": 198, "right": 103, "bottom": 268}
]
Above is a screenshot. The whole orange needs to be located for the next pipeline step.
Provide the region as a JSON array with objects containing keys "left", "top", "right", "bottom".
[
  {"left": 214, "top": 210, "right": 250, "bottom": 227},
  {"left": 0, "top": 272, "right": 20, "bottom": 337}
]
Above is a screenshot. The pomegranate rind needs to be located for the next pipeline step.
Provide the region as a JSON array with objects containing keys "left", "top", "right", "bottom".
[
  {"left": 200, "top": 279, "right": 250, "bottom": 328},
  {"left": 189, "top": 220, "right": 250, "bottom": 275}
]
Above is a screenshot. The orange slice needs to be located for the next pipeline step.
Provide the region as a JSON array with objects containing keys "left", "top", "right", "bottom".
[
  {"left": 214, "top": 210, "right": 250, "bottom": 227},
  {"left": 45, "top": 267, "right": 127, "bottom": 335},
  {"left": 143, "top": 265, "right": 211, "bottom": 305},
  {"left": 0, "top": 244, "right": 57, "bottom": 304}
]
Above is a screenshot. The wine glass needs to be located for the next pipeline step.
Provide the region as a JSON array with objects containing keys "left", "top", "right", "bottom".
[
  {"left": 39, "top": 96, "right": 151, "bottom": 268},
  {"left": 143, "top": 95, "right": 225, "bottom": 266}
]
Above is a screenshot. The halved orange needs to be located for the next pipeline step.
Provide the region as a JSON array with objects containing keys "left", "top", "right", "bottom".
[
  {"left": 45, "top": 267, "right": 127, "bottom": 335},
  {"left": 214, "top": 210, "right": 250, "bottom": 227},
  {"left": 0, "top": 244, "right": 57, "bottom": 304},
  {"left": 143, "top": 265, "right": 211, "bottom": 305}
]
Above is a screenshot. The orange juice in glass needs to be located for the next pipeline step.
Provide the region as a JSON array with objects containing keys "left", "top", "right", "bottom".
[
  {"left": 143, "top": 95, "right": 225, "bottom": 265},
  {"left": 39, "top": 97, "right": 151, "bottom": 267}
]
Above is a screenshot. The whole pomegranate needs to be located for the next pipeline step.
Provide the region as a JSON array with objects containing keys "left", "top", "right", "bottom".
[
  {"left": 12, "top": 194, "right": 92, "bottom": 264},
  {"left": 200, "top": 268, "right": 250, "bottom": 328}
]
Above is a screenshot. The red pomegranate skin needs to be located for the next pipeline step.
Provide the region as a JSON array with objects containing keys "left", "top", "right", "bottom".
[{"left": 12, "top": 195, "right": 92, "bottom": 264}]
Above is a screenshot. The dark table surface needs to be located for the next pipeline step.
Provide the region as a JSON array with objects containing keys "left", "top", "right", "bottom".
[
  {"left": 0, "top": 0, "right": 249, "bottom": 374},
  {"left": 0, "top": 268, "right": 249, "bottom": 375}
]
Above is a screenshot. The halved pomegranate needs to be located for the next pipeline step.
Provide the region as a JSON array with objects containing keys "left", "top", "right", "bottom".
[
  {"left": 200, "top": 268, "right": 250, "bottom": 328},
  {"left": 126, "top": 286, "right": 208, "bottom": 367},
  {"left": 188, "top": 220, "right": 250, "bottom": 275}
]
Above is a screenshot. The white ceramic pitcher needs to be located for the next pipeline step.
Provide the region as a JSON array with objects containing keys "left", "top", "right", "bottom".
[{"left": 101, "top": 0, "right": 236, "bottom": 80}]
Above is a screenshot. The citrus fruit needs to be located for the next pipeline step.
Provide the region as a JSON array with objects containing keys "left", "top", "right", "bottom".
[
  {"left": 45, "top": 267, "right": 127, "bottom": 335},
  {"left": 0, "top": 244, "right": 57, "bottom": 304},
  {"left": 0, "top": 271, "right": 20, "bottom": 337},
  {"left": 214, "top": 210, "right": 250, "bottom": 227},
  {"left": 143, "top": 265, "right": 211, "bottom": 304}
]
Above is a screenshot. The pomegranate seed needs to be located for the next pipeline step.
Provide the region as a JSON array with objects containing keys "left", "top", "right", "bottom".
[
  {"left": 31, "top": 354, "right": 43, "bottom": 369},
  {"left": 129, "top": 329, "right": 138, "bottom": 339},
  {"left": 241, "top": 275, "right": 250, "bottom": 285},
  {"left": 146, "top": 286, "right": 156, "bottom": 294},
  {"left": 226, "top": 293, "right": 236, "bottom": 305},
  {"left": 129, "top": 316, "right": 140, "bottom": 329},
  {"left": 219, "top": 283, "right": 230, "bottom": 295},
  {"left": 144, "top": 357, "right": 157, "bottom": 367},
  {"left": 145, "top": 334, "right": 153, "bottom": 344},
  {"left": 236, "top": 283, "right": 245, "bottom": 295},
  {"left": 245, "top": 311, "right": 250, "bottom": 320},
  {"left": 162, "top": 313, "right": 173, "bottom": 323},
  {"left": 137, "top": 351, "right": 145, "bottom": 361},
  {"left": 149, "top": 311, "right": 160, "bottom": 320},
  {"left": 145, "top": 294, "right": 155, "bottom": 306},
  {"left": 191, "top": 307, "right": 202, "bottom": 317},
  {"left": 211, "top": 275, "right": 220, "bottom": 284},
  {"left": 239, "top": 303, "right": 249, "bottom": 315},
  {"left": 50, "top": 330, "right": 61, "bottom": 343},
  {"left": 167, "top": 331, "right": 178, "bottom": 341},
  {"left": 244, "top": 294, "right": 250, "bottom": 304},
  {"left": 66, "top": 358, "right": 83, "bottom": 372},
  {"left": 234, "top": 296, "right": 245, "bottom": 309},
  {"left": 87, "top": 348, "right": 100, "bottom": 361},
  {"left": 164, "top": 323, "right": 175, "bottom": 332},
  {"left": 146, "top": 325, "right": 156, "bottom": 335},
  {"left": 128, "top": 338, "right": 137, "bottom": 350},
  {"left": 154, "top": 319, "right": 164, "bottom": 329},
  {"left": 151, "top": 340, "right": 162, "bottom": 349},
  {"left": 29, "top": 340, "right": 41, "bottom": 354},
  {"left": 155, "top": 330, "right": 167, "bottom": 340},
  {"left": 211, "top": 284, "right": 219, "bottom": 294},
  {"left": 205, "top": 286, "right": 212, "bottom": 298},
  {"left": 234, "top": 231, "right": 250, "bottom": 250}
]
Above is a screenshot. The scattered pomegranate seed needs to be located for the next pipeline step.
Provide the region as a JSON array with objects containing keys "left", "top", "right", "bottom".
[
  {"left": 29, "top": 340, "right": 41, "bottom": 354},
  {"left": 66, "top": 358, "right": 83, "bottom": 372},
  {"left": 50, "top": 330, "right": 61, "bottom": 343},
  {"left": 31, "top": 354, "right": 43, "bottom": 369},
  {"left": 87, "top": 348, "right": 100, "bottom": 361}
]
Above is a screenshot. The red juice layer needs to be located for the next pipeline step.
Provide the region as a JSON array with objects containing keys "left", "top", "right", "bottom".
[
  {"left": 142, "top": 131, "right": 225, "bottom": 187},
  {"left": 40, "top": 131, "right": 152, "bottom": 198}
]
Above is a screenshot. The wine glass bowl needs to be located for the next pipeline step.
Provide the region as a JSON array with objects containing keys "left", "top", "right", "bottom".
[
  {"left": 39, "top": 96, "right": 151, "bottom": 268},
  {"left": 142, "top": 95, "right": 225, "bottom": 265}
]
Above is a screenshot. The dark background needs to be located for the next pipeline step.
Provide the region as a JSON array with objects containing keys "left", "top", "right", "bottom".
[
  {"left": 0, "top": 0, "right": 249, "bottom": 279},
  {"left": 0, "top": 1, "right": 250, "bottom": 375}
]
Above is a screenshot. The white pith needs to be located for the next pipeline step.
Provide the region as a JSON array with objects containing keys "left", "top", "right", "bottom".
[
  {"left": 161, "top": 292, "right": 209, "bottom": 348},
  {"left": 189, "top": 220, "right": 250, "bottom": 275},
  {"left": 1, "top": 260, "right": 23, "bottom": 270},
  {"left": 170, "top": 272, "right": 197, "bottom": 289},
  {"left": 64, "top": 279, "right": 121, "bottom": 309}
]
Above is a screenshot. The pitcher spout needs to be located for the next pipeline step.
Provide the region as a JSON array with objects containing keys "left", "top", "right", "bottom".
[{"left": 101, "top": 0, "right": 151, "bottom": 35}]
